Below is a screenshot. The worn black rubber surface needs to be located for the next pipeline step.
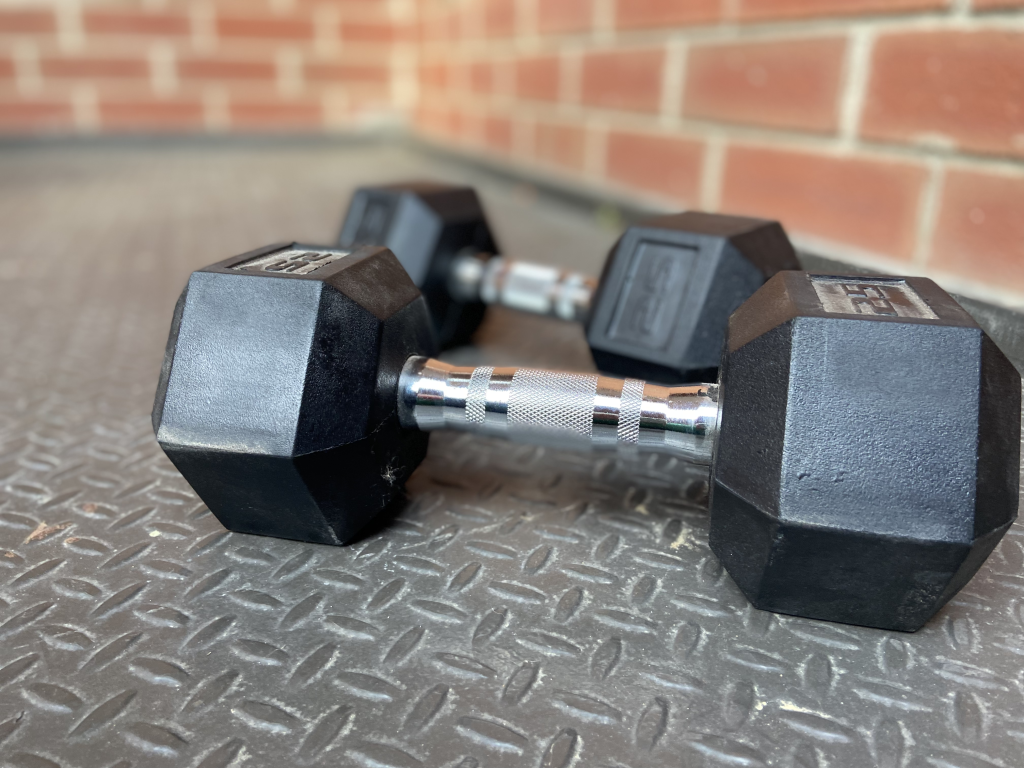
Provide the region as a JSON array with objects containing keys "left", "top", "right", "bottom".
[
  {"left": 154, "top": 243, "right": 435, "bottom": 546},
  {"left": 338, "top": 182, "right": 498, "bottom": 349},
  {"left": 711, "top": 272, "right": 1020, "bottom": 631},
  {"left": 587, "top": 211, "right": 798, "bottom": 383},
  {"left": 1, "top": 139, "right": 1023, "bottom": 768}
]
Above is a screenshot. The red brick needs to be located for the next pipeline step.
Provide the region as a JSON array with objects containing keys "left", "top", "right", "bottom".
[
  {"left": 391, "top": 21, "right": 416, "bottom": 45},
  {"left": 931, "top": 169, "right": 1024, "bottom": 291},
  {"left": 445, "top": 9, "right": 463, "bottom": 40},
  {"left": 862, "top": 31, "right": 1024, "bottom": 158},
  {"left": 581, "top": 48, "right": 664, "bottom": 113},
  {"left": 721, "top": 145, "right": 927, "bottom": 259},
  {"left": 444, "top": 108, "right": 464, "bottom": 140},
  {"left": 420, "top": 14, "right": 448, "bottom": 43},
  {"left": 684, "top": 37, "right": 846, "bottom": 134},
  {"left": 458, "top": 12, "right": 477, "bottom": 42},
  {"left": 340, "top": 21, "right": 393, "bottom": 43},
  {"left": 217, "top": 15, "right": 314, "bottom": 40},
  {"left": 615, "top": 0, "right": 720, "bottom": 29},
  {"left": 100, "top": 100, "right": 204, "bottom": 130},
  {"left": 416, "top": 105, "right": 448, "bottom": 135},
  {"left": 0, "top": 57, "right": 13, "bottom": 79},
  {"left": 415, "top": 104, "right": 450, "bottom": 135},
  {"left": 0, "top": 100, "right": 72, "bottom": 130},
  {"left": 41, "top": 57, "right": 149, "bottom": 80},
  {"left": 485, "top": 115, "right": 512, "bottom": 152},
  {"left": 307, "top": 62, "right": 390, "bottom": 84},
  {"left": 470, "top": 61, "right": 493, "bottom": 94},
  {"left": 448, "top": 111, "right": 467, "bottom": 140},
  {"left": 736, "top": 0, "right": 944, "bottom": 21},
  {"left": 179, "top": 59, "right": 276, "bottom": 81},
  {"left": 535, "top": 122, "right": 587, "bottom": 171},
  {"left": 296, "top": 0, "right": 382, "bottom": 11},
  {"left": 538, "top": 0, "right": 592, "bottom": 34},
  {"left": 84, "top": 10, "right": 190, "bottom": 36},
  {"left": 442, "top": 62, "right": 466, "bottom": 92},
  {"left": 516, "top": 55, "right": 560, "bottom": 102},
  {"left": 420, "top": 106, "right": 446, "bottom": 136},
  {"left": 459, "top": 111, "right": 484, "bottom": 141},
  {"left": 443, "top": 63, "right": 461, "bottom": 92},
  {"left": 483, "top": 0, "right": 516, "bottom": 37},
  {"left": 0, "top": 10, "right": 54, "bottom": 34},
  {"left": 606, "top": 131, "right": 704, "bottom": 203},
  {"left": 230, "top": 100, "right": 323, "bottom": 128},
  {"left": 419, "top": 62, "right": 447, "bottom": 90},
  {"left": 443, "top": 9, "right": 462, "bottom": 41}
]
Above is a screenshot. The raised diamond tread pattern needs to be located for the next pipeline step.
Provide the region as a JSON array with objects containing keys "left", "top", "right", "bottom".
[{"left": 0, "top": 142, "right": 1021, "bottom": 768}]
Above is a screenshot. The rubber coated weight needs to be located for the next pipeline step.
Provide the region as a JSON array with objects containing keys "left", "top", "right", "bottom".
[
  {"left": 586, "top": 211, "right": 798, "bottom": 382},
  {"left": 710, "top": 272, "right": 1020, "bottom": 631},
  {"left": 152, "top": 243, "right": 436, "bottom": 545},
  {"left": 338, "top": 182, "right": 497, "bottom": 349}
]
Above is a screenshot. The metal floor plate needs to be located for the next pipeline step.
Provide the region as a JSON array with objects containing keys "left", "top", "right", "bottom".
[{"left": 1, "top": 139, "right": 1023, "bottom": 768}]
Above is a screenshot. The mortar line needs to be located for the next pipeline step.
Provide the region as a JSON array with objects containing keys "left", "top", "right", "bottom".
[{"left": 912, "top": 159, "right": 946, "bottom": 267}]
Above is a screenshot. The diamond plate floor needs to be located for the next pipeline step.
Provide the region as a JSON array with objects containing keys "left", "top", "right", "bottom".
[{"left": 1, "top": 138, "right": 1023, "bottom": 768}]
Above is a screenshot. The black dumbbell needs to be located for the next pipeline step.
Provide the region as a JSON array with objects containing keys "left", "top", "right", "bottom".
[
  {"left": 338, "top": 182, "right": 799, "bottom": 383},
  {"left": 154, "top": 243, "right": 1020, "bottom": 631}
]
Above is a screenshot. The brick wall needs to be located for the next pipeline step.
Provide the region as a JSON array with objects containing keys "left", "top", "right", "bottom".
[
  {"left": 0, "top": 0, "right": 411, "bottom": 132},
  {"left": 416, "top": 0, "right": 1024, "bottom": 305},
  {"left": 1, "top": 1, "right": 1023, "bottom": 305}
]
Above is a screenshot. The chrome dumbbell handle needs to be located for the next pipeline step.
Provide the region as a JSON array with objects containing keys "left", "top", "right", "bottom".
[
  {"left": 447, "top": 253, "right": 597, "bottom": 323},
  {"left": 398, "top": 357, "right": 719, "bottom": 464}
]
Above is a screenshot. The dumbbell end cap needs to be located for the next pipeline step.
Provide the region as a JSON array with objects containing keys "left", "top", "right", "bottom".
[
  {"left": 710, "top": 271, "right": 1021, "bottom": 631},
  {"left": 339, "top": 182, "right": 498, "bottom": 349},
  {"left": 153, "top": 243, "right": 435, "bottom": 545},
  {"left": 585, "top": 211, "right": 799, "bottom": 383}
]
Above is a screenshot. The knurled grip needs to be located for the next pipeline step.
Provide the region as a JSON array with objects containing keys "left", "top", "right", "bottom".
[
  {"left": 465, "top": 366, "right": 493, "bottom": 425},
  {"left": 618, "top": 378, "right": 644, "bottom": 444},
  {"left": 399, "top": 356, "right": 719, "bottom": 464},
  {"left": 506, "top": 369, "right": 600, "bottom": 438}
]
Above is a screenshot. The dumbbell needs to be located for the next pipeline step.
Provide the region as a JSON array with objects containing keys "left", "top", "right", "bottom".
[
  {"left": 338, "top": 182, "right": 799, "bottom": 383},
  {"left": 153, "top": 243, "right": 1021, "bottom": 632}
]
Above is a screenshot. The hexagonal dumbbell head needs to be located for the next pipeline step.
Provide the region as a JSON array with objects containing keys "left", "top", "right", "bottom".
[
  {"left": 710, "top": 271, "right": 1021, "bottom": 631},
  {"left": 152, "top": 243, "right": 436, "bottom": 545},
  {"left": 338, "top": 182, "right": 497, "bottom": 349},
  {"left": 585, "top": 212, "right": 800, "bottom": 383}
]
